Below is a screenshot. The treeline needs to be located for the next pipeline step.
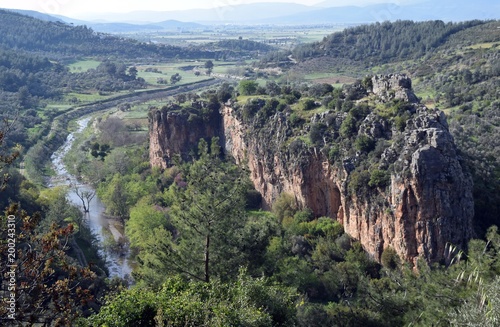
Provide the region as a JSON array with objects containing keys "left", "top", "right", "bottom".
[{"left": 261, "top": 20, "right": 488, "bottom": 65}]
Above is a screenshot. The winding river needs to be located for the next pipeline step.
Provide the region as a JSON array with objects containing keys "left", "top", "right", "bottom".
[{"left": 48, "top": 117, "right": 133, "bottom": 279}]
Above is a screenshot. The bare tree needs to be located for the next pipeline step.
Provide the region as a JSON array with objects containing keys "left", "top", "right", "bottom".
[{"left": 74, "top": 185, "right": 96, "bottom": 213}]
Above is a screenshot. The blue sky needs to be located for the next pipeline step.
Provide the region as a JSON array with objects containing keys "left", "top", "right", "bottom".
[{"left": 0, "top": 0, "right": 416, "bottom": 17}]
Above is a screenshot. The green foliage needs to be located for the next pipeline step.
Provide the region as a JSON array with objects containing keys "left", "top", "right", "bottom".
[
  {"left": 301, "top": 98, "right": 317, "bottom": 111},
  {"left": 291, "top": 20, "right": 485, "bottom": 63},
  {"left": 97, "top": 173, "right": 154, "bottom": 218},
  {"left": 328, "top": 145, "right": 340, "bottom": 162},
  {"left": 86, "top": 271, "right": 298, "bottom": 327},
  {"left": 368, "top": 169, "right": 390, "bottom": 188},
  {"left": 394, "top": 112, "right": 409, "bottom": 132},
  {"left": 309, "top": 123, "right": 326, "bottom": 146},
  {"left": 380, "top": 247, "right": 400, "bottom": 270},
  {"left": 239, "top": 80, "right": 259, "bottom": 96},
  {"left": 272, "top": 193, "right": 298, "bottom": 223},
  {"left": 139, "top": 138, "right": 249, "bottom": 284},
  {"left": 39, "top": 190, "right": 83, "bottom": 233},
  {"left": 362, "top": 75, "right": 374, "bottom": 91},
  {"left": 216, "top": 82, "right": 234, "bottom": 103},
  {"left": 348, "top": 169, "right": 370, "bottom": 196},
  {"left": 242, "top": 98, "right": 265, "bottom": 121},
  {"left": 0, "top": 203, "right": 100, "bottom": 325},
  {"left": 355, "top": 135, "right": 376, "bottom": 152},
  {"left": 204, "top": 60, "right": 214, "bottom": 75},
  {"left": 90, "top": 142, "right": 110, "bottom": 160},
  {"left": 170, "top": 72, "right": 182, "bottom": 84},
  {"left": 214, "top": 39, "right": 275, "bottom": 52},
  {"left": 339, "top": 113, "right": 357, "bottom": 138},
  {"left": 288, "top": 113, "right": 303, "bottom": 127},
  {"left": 126, "top": 199, "right": 171, "bottom": 251},
  {"left": 449, "top": 276, "right": 500, "bottom": 326}
]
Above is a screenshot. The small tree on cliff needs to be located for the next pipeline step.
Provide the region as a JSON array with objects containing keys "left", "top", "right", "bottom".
[{"left": 136, "top": 138, "right": 248, "bottom": 284}]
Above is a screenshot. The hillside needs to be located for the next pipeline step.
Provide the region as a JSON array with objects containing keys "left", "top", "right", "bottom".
[
  {"left": 0, "top": 9, "right": 213, "bottom": 59},
  {"left": 289, "top": 20, "right": 489, "bottom": 64},
  {"left": 269, "top": 19, "right": 500, "bottom": 233}
]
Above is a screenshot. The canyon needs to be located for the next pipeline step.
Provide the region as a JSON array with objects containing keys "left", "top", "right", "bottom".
[{"left": 149, "top": 75, "right": 474, "bottom": 265}]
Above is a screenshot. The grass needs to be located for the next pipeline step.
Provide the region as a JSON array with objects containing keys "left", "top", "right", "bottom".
[
  {"left": 113, "top": 99, "right": 167, "bottom": 121},
  {"left": 44, "top": 104, "right": 73, "bottom": 112},
  {"left": 136, "top": 64, "right": 211, "bottom": 86},
  {"left": 467, "top": 42, "right": 499, "bottom": 49},
  {"left": 303, "top": 73, "right": 357, "bottom": 86},
  {"left": 65, "top": 92, "right": 119, "bottom": 103},
  {"left": 68, "top": 60, "right": 101, "bottom": 72}
]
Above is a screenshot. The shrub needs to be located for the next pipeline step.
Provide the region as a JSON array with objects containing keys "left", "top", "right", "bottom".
[
  {"left": 289, "top": 113, "right": 303, "bottom": 127},
  {"left": 394, "top": 112, "right": 410, "bottom": 131},
  {"left": 238, "top": 80, "right": 259, "bottom": 95},
  {"left": 328, "top": 146, "right": 340, "bottom": 162},
  {"left": 340, "top": 114, "right": 357, "bottom": 138},
  {"left": 368, "top": 169, "right": 390, "bottom": 188},
  {"left": 355, "top": 135, "right": 376, "bottom": 152},
  {"left": 302, "top": 99, "right": 318, "bottom": 111},
  {"left": 381, "top": 247, "right": 400, "bottom": 270},
  {"left": 348, "top": 169, "right": 370, "bottom": 196},
  {"left": 310, "top": 123, "right": 326, "bottom": 146},
  {"left": 272, "top": 193, "right": 298, "bottom": 223}
]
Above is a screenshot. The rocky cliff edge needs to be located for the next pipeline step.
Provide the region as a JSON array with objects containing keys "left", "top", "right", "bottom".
[{"left": 149, "top": 75, "right": 474, "bottom": 265}]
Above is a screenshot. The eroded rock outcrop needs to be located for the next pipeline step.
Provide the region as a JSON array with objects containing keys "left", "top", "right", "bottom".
[
  {"left": 149, "top": 76, "right": 474, "bottom": 265},
  {"left": 372, "top": 74, "right": 419, "bottom": 103},
  {"left": 149, "top": 103, "right": 222, "bottom": 169}
]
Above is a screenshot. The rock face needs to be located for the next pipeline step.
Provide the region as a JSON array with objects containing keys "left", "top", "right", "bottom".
[
  {"left": 149, "top": 104, "right": 222, "bottom": 169},
  {"left": 149, "top": 76, "right": 474, "bottom": 265},
  {"left": 372, "top": 74, "right": 419, "bottom": 103}
]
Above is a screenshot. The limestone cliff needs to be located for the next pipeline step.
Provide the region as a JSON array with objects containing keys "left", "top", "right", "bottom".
[
  {"left": 149, "top": 102, "right": 222, "bottom": 169},
  {"left": 149, "top": 75, "right": 474, "bottom": 265}
]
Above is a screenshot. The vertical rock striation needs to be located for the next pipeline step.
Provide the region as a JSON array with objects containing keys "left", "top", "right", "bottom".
[{"left": 149, "top": 104, "right": 223, "bottom": 169}]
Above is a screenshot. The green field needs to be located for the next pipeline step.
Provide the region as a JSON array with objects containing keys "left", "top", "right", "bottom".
[
  {"left": 136, "top": 62, "right": 213, "bottom": 86},
  {"left": 67, "top": 59, "right": 101, "bottom": 72},
  {"left": 119, "top": 25, "right": 345, "bottom": 50}
]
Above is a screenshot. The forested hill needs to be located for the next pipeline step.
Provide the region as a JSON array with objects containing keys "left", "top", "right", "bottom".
[
  {"left": 0, "top": 9, "right": 210, "bottom": 59},
  {"left": 280, "top": 19, "right": 500, "bottom": 235},
  {"left": 290, "top": 20, "right": 492, "bottom": 63}
]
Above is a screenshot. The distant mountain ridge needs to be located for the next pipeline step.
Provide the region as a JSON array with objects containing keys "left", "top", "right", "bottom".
[
  {"left": 4, "top": 8, "right": 205, "bottom": 33},
  {"left": 75, "top": 2, "right": 314, "bottom": 24},
  {"left": 3, "top": 0, "right": 500, "bottom": 28}
]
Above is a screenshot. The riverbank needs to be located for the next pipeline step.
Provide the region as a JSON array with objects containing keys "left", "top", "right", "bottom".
[{"left": 49, "top": 117, "right": 133, "bottom": 279}]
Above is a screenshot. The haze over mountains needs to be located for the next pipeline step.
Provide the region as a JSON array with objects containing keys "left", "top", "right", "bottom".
[{"left": 5, "top": 0, "right": 500, "bottom": 33}]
